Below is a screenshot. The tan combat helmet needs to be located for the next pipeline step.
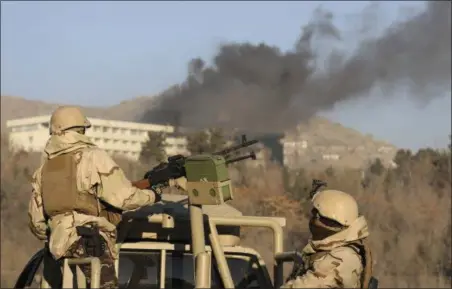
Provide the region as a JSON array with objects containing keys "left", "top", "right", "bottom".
[
  {"left": 312, "top": 189, "right": 359, "bottom": 226},
  {"left": 49, "top": 106, "right": 91, "bottom": 135}
]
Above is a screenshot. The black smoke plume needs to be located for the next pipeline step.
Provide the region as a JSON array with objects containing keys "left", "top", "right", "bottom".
[{"left": 141, "top": 1, "right": 451, "bottom": 133}]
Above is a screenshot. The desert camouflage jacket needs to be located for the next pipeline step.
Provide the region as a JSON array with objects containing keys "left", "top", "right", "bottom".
[
  {"left": 28, "top": 130, "right": 158, "bottom": 260},
  {"left": 282, "top": 216, "right": 370, "bottom": 288}
]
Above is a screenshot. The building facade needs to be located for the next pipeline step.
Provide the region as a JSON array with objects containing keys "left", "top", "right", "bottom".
[{"left": 6, "top": 115, "right": 189, "bottom": 160}]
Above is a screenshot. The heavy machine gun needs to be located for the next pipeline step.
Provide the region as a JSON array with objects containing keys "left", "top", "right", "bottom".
[{"left": 132, "top": 134, "right": 258, "bottom": 191}]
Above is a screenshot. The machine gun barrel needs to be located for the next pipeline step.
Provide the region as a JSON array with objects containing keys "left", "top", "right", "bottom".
[
  {"left": 225, "top": 151, "right": 256, "bottom": 165},
  {"left": 213, "top": 135, "right": 258, "bottom": 157}
]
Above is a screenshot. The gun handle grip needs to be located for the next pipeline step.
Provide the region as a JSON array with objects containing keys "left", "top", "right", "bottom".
[{"left": 132, "top": 178, "right": 151, "bottom": 190}]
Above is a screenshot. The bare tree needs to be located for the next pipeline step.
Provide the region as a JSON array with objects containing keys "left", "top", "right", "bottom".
[
  {"left": 187, "top": 128, "right": 227, "bottom": 155},
  {"left": 140, "top": 131, "right": 167, "bottom": 166}
]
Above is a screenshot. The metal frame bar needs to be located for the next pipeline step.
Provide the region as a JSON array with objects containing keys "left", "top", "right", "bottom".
[
  {"left": 160, "top": 249, "right": 166, "bottom": 289},
  {"left": 118, "top": 214, "right": 286, "bottom": 288},
  {"left": 208, "top": 219, "right": 235, "bottom": 288},
  {"left": 209, "top": 216, "right": 285, "bottom": 288},
  {"left": 62, "top": 257, "right": 101, "bottom": 288}
]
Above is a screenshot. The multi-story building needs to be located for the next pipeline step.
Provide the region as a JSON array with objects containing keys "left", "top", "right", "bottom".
[{"left": 6, "top": 115, "right": 189, "bottom": 160}]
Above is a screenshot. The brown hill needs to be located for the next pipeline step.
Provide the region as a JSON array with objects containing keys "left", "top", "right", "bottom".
[
  {"left": 283, "top": 117, "right": 397, "bottom": 169},
  {"left": 1, "top": 95, "right": 397, "bottom": 167},
  {"left": 0, "top": 95, "right": 157, "bottom": 128}
]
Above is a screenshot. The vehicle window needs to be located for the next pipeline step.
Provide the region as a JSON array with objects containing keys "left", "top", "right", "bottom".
[
  {"left": 165, "top": 251, "right": 195, "bottom": 289},
  {"left": 212, "top": 254, "right": 262, "bottom": 289},
  {"left": 118, "top": 251, "right": 160, "bottom": 289},
  {"left": 118, "top": 250, "right": 266, "bottom": 289},
  {"left": 164, "top": 251, "right": 262, "bottom": 289}
]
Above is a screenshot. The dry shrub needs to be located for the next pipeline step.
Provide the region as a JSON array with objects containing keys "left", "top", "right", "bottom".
[
  {"left": 1, "top": 135, "right": 450, "bottom": 288},
  {"left": 230, "top": 151, "right": 451, "bottom": 288},
  {"left": 229, "top": 162, "right": 310, "bottom": 280},
  {"left": 1, "top": 134, "right": 43, "bottom": 287}
]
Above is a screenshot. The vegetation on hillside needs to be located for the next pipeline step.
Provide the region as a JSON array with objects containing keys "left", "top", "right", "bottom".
[{"left": 0, "top": 132, "right": 450, "bottom": 288}]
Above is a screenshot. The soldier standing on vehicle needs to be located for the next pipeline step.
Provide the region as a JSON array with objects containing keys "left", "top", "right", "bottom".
[
  {"left": 282, "top": 189, "right": 375, "bottom": 289},
  {"left": 28, "top": 106, "right": 164, "bottom": 289}
]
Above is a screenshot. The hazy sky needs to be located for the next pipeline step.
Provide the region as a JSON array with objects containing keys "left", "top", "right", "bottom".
[{"left": 1, "top": 1, "right": 450, "bottom": 150}]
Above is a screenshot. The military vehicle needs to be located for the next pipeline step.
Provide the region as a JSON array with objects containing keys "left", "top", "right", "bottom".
[{"left": 14, "top": 136, "right": 302, "bottom": 289}]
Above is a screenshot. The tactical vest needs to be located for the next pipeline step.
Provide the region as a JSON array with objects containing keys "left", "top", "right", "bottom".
[
  {"left": 303, "top": 239, "right": 373, "bottom": 289},
  {"left": 41, "top": 150, "right": 122, "bottom": 226}
]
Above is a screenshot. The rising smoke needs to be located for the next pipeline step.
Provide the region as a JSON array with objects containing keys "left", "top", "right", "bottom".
[{"left": 141, "top": 1, "right": 451, "bottom": 133}]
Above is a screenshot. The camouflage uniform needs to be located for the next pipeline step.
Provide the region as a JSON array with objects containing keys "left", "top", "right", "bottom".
[
  {"left": 28, "top": 106, "right": 160, "bottom": 288},
  {"left": 66, "top": 236, "right": 117, "bottom": 288},
  {"left": 282, "top": 190, "right": 374, "bottom": 289}
]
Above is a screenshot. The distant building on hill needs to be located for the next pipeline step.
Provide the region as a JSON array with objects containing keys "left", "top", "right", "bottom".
[
  {"left": 280, "top": 118, "right": 398, "bottom": 170},
  {"left": 6, "top": 115, "right": 188, "bottom": 160}
]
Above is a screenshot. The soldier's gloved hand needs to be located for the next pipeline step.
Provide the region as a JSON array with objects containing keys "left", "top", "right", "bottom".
[{"left": 169, "top": 177, "right": 187, "bottom": 191}]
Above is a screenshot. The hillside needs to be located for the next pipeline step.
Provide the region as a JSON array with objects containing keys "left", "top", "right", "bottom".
[
  {"left": 1, "top": 95, "right": 397, "bottom": 165},
  {"left": 0, "top": 95, "right": 157, "bottom": 128},
  {"left": 283, "top": 117, "right": 397, "bottom": 169}
]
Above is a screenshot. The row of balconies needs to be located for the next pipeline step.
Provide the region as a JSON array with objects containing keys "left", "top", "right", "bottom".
[
  {"left": 90, "top": 125, "right": 148, "bottom": 137},
  {"left": 8, "top": 131, "right": 187, "bottom": 159},
  {"left": 90, "top": 137, "right": 186, "bottom": 152},
  {"left": 10, "top": 122, "right": 177, "bottom": 140},
  {"left": 7, "top": 120, "right": 166, "bottom": 137},
  {"left": 10, "top": 123, "right": 44, "bottom": 133}
]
